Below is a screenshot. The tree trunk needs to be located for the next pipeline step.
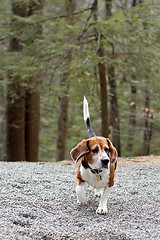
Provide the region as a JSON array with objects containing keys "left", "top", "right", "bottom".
[
  {"left": 56, "top": 94, "right": 69, "bottom": 161},
  {"left": 142, "top": 88, "right": 153, "bottom": 156},
  {"left": 6, "top": 0, "right": 42, "bottom": 162},
  {"left": 6, "top": 85, "right": 26, "bottom": 161},
  {"left": 56, "top": 0, "right": 75, "bottom": 161},
  {"left": 127, "top": 81, "right": 137, "bottom": 152},
  {"left": 25, "top": 90, "right": 40, "bottom": 162},
  {"left": 108, "top": 65, "right": 121, "bottom": 155},
  {"left": 0, "top": 91, "right": 6, "bottom": 161},
  {"left": 56, "top": 71, "right": 70, "bottom": 161},
  {"left": 6, "top": 1, "right": 26, "bottom": 161},
  {"left": 25, "top": 0, "right": 43, "bottom": 162},
  {"left": 105, "top": 0, "right": 121, "bottom": 155},
  {"left": 98, "top": 46, "right": 109, "bottom": 137},
  {"left": 93, "top": 0, "right": 109, "bottom": 137}
]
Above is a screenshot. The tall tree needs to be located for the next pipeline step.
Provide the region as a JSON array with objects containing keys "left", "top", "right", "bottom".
[
  {"left": 6, "top": 0, "right": 43, "bottom": 162},
  {"left": 126, "top": 0, "right": 138, "bottom": 153},
  {"left": 127, "top": 79, "right": 137, "bottom": 152},
  {"left": 98, "top": 44, "right": 109, "bottom": 137},
  {"left": 56, "top": 0, "right": 75, "bottom": 161},
  {"left": 0, "top": 91, "right": 6, "bottom": 161},
  {"left": 93, "top": 0, "right": 109, "bottom": 137},
  {"left": 142, "top": 87, "right": 153, "bottom": 155},
  {"left": 25, "top": 89, "right": 40, "bottom": 162},
  {"left": 108, "top": 63, "right": 121, "bottom": 155},
  {"left": 105, "top": 0, "right": 121, "bottom": 155}
]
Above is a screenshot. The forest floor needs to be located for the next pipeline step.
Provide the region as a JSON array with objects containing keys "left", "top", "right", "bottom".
[{"left": 0, "top": 156, "right": 160, "bottom": 240}]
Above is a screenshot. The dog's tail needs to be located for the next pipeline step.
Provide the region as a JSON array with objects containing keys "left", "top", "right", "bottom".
[{"left": 83, "top": 96, "right": 96, "bottom": 138}]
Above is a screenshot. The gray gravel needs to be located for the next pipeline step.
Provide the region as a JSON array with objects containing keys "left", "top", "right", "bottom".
[{"left": 0, "top": 160, "right": 159, "bottom": 240}]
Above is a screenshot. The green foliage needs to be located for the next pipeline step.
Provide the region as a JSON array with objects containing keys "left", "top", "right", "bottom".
[{"left": 0, "top": 0, "right": 160, "bottom": 160}]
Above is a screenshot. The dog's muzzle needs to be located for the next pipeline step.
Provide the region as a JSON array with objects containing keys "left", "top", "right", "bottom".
[{"left": 101, "top": 157, "right": 109, "bottom": 168}]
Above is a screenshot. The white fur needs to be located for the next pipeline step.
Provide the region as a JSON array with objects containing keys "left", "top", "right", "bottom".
[
  {"left": 74, "top": 97, "right": 116, "bottom": 214},
  {"left": 76, "top": 183, "right": 89, "bottom": 205},
  {"left": 76, "top": 142, "right": 112, "bottom": 214},
  {"left": 77, "top": 164, "right": 112, "bottom": 214},
  {"left": 95, "top": 188, "right": 104, "bottom": 198},
  {"left": 83, "top": 96, "right": 89, "bottom": 121},
  {"left": 80, "top": 165, "right": 109, "bottom": 189},
  {"left": 90, "top": 150, "right": 110, "bottom": 170},
  {"left": 96, "top": 187, "right": 112, "bottom": 214}
]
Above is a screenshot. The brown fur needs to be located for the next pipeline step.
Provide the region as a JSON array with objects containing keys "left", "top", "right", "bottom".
[
  {"left": 76, "top": 158, "right": 84, "bottom": 186},
  {"left": 70, "top": 140, "right": 89, "bottom": 162},
  {"left": 108, "top": 163, "right": 115, "bottom": 187},
  {"left": 71, "top": 137, "right": 117, "bottom": 188}
]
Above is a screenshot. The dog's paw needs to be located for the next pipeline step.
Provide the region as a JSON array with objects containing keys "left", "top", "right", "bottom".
[
  {"left": 77, "top": 196, "right": 89, "bottom": 205},
  {"left": 96, "top": 206, "right": 108, "bottom": 215},
  {"left": 95, "top": 189, "right": 103, "bottom": 198}
]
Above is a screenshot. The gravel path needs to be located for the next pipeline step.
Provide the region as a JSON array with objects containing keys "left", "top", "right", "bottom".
[{"left": 0, "top": 159, "right": 159, "bottom": 240}]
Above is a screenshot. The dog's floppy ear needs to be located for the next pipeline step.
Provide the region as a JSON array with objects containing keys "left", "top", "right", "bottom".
[
  {"left": 106, "top": 138, "right": 117, "bottom": 164},
  {"left": 70, "top": 140, "right": 89, "bottom": 162}
]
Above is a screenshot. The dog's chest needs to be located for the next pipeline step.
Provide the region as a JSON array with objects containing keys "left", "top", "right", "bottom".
[{"left": 80, "top": 165, "right": 109, "bottom": 189}]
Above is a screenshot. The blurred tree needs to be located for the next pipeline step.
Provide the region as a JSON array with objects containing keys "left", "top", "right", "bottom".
[
  {"left": 127, "top": 79, "right": 137, "bottom": 152},
  {"left": 56, "top": 0, "right": 75, "bottom": 161},
  {"left": 126, "top": 0, "right": 138, "bottom": 153},
  {"left": 98, "top": 44, "right": 109, "bottom": 138},
  {"left": 142, "top": 87, "right": 153, "bottom": 156},
  {"left": 92, "top": 0, "right": 109, "bottom": 138},
  {"left": 0, "top": 0, "right": 160, "bottom": 161},
  {"left": 105, "top": 0, "right": 121, "bottom": 155},
  {"left": 6, "top": 0, "right": 43, "bottom": 161}
]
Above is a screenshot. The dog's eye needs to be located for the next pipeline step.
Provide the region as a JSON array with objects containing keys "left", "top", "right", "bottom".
[
  {"left": 104, "top": 147, "right": 109, "bottom": 153},
  {"left": 92, "top": 148, "right": 99, "bottom": 154}
]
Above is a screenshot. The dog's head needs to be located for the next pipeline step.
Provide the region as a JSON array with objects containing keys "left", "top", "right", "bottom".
[{"left": 70, "top": 137, "right": 117, "bottom": 170}]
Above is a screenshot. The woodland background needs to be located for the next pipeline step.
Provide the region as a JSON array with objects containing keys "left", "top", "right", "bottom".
[{"left": 0, "top": 0, "right": 160, "bottom": 162}]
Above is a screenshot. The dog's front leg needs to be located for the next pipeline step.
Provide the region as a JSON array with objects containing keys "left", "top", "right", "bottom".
[
  {"left": 96, "top": 186, "right": 112, "bottom": 214},
  {"left": 76, "top": 182, "right": 89, "bottom": 205},
  {"left": 95, "top": 188, "right": 104, "bottom": 198}
]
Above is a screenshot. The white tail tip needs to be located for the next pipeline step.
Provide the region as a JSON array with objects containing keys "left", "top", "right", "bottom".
[{"left": 83, "top": 96, "right": 90, "bottom": 121}]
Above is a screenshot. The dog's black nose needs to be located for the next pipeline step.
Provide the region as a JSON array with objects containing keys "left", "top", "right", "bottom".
[{"left": 101, "top": 158, "right": 109, "bottom": 167}]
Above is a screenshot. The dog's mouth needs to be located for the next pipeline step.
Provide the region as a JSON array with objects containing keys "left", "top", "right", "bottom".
[
  {"left": 91, "top": 165, "right": 108, "bottom": 174},
  {"left": 101, "top": 165, "right": 108, "bottom": 169},
  {"left": 90, "top": 168, "right": 103, "bottom": 174}
]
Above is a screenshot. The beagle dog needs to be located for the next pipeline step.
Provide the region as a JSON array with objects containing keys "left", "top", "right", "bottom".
[{"left": 70, "top": 97, "right": 117, "bottom": 214}]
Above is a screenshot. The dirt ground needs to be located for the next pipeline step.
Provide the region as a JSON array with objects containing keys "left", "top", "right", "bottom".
[
  {"left": 0, "top": 156, "right": 159, "bottom": 240},
  {"left": 116, "top": 155, "right": 160, "bottom": 167}
]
